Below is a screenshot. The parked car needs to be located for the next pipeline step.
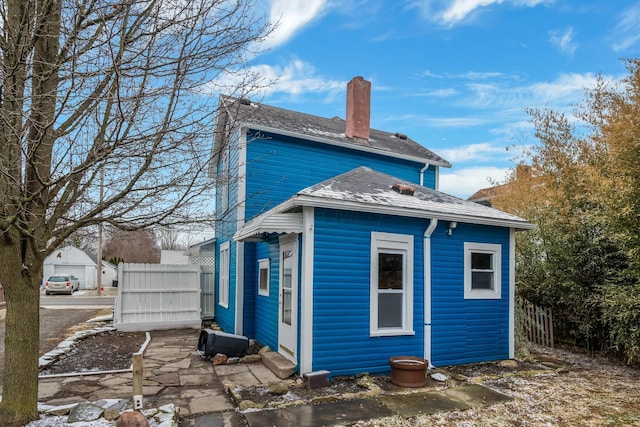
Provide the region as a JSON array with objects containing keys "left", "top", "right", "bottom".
[{"left": 44, "top": 274, "right": 80, "bottom": 295}]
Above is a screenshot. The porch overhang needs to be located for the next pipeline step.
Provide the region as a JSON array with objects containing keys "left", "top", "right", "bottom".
[{"left": 234, "top": 212, "right": 303, "bottom": 242}]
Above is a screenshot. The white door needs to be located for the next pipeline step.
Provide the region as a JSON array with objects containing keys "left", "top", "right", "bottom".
[{"left": 278, "top": 237, "right": 298, "bottom": 364}]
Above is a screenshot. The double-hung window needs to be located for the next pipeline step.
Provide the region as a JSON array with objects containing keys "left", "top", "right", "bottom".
[
  {"left": 464, "top": 242, "right": 501, "bottom": 299},
  {"left": 370, "top": 232, "right": 414, "bottom": 336},
  {"left": 219, "top": 242, "right": 230, "bottom": 308}
]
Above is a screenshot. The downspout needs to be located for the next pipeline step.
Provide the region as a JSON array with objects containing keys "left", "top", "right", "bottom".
[
  {"left": 423, "top": 219, "right": 438, "bottom": 369},
  {"left": 419, "top": 163, "right": 429, "bottom": 187}
]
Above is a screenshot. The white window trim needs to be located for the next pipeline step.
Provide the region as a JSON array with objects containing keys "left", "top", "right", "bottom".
[
  {"left": 464, "top": 242, "right": 501, "bottom": 300},
  {"left": 258, "top": 258, "right": 270, "bottom": 297},
  {"left": 219, "top": 241, "right": 230, "bottom": 308},
  {"left": 370, "top": 232, "right": 415, "bottom": 337}
]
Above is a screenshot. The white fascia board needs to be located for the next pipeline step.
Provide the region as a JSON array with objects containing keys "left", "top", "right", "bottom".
[
  {"left": 242, "top": 122, "right": 452, "bottom": 168},
  {"left": 290, "top": 195, "right": 536, "bottom": 231}
]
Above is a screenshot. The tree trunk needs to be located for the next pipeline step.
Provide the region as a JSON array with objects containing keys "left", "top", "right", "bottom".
[{"left": 0, "top": 242, "right": 41, "bottom": 426}]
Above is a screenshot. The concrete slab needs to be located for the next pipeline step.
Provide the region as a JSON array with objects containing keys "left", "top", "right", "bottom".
[
  {"left": 213, "top": 364, "right": 250, "bottom": 375},
  {"left": 244, "top": 399, "right": 394, "bottom": 427},
  {"left": 188, "top": 395, "right": 234, "bottom": 415},
  {"left": 444, "top": 384, "right": 512, "bottom": 407},
  {"left": 149, "top": 372, "right": 180, "bottom": 386},
  {"left": 161, "top": 358, "right": 192, "bottom": 370},
  {"left": 219, "top": 371, "right": 262, "bottom": 387},
  {"left": 379, "top": 391, "right": 471, "bottom": 417},
  {"left": 99, "top": 376, "right": 131, "bottom": 387},
  {"left": 181, "top": 366, "right": 214, "bottom": 375},
  {"left": 38, "top": 381, "right": 62, "bottom": 399},
  {"left": 246, "top": 364, "right": 281, "bottom": 385},
  {"left": 179, "top": 373, "right": 217, "bottom": 387},
  {"left": 181, "top": 412, "right": 227, "bottom": 427}
]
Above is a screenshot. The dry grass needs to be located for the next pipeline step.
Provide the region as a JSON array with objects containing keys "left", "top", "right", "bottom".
[{"left": 349, "top": 346, "right": 640, "bottom": 427}]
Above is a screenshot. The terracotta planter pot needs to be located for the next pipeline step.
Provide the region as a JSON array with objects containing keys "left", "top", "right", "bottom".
[{"left": 389, "top": 356, "right": 428, "bottom": 387}]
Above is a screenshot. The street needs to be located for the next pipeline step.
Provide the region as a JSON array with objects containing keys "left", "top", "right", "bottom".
[{"left": 40, "top": 294, "right": 115, "bottom": 308}]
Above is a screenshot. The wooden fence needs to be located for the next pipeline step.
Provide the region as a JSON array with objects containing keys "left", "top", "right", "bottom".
[
  {"left": 114, "top": 263, "right": 201, "bottom": 331},
  {"left": 521, "top": 299, "right": 554, "bottom": 348}
]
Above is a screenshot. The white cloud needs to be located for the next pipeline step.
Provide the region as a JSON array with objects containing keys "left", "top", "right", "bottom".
[
  {"left": 439, "top": 166, "right": 510, "bottom": 198},
  {"left": 549, "top": 27, "right": 577, "bottom": 56},
  {"left": 438, "top": 142, "right": 509, "bottom": 162},
  {"left": 262, "top": 61, "right": 346, "bottom": 96},
  {"left": 611, "top": 2, "right": 640, "bottom": 52},
  {"left": 205, "top": 59, "right": 345, "bottom": 98},
  {"left": 453, "top": 72, "right": 600, "bottom": 112},
  {"left": 527, "top": 72, "right": 599, "bottom": 105},
  {"left": 413, "top": 0, "right": 550, "bottom": 26},
  {"left": 264, "top": 0, "right": 328, "bottom": 48}
]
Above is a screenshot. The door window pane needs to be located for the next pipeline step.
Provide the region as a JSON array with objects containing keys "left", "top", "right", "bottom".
[{"left": 281, "top": 250, "right": 293, "bottom": 326}]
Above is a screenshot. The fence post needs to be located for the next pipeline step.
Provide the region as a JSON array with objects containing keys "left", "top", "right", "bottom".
[{"left": 133, "top": 352, "right": 143, "bottom": 410}]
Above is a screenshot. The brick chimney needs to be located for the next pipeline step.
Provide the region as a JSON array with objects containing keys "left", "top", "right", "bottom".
[{"left": 345, "top": 76, "right": 371, "bottom": 140}]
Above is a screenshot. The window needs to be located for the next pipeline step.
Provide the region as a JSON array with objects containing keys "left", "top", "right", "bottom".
[
  {"left": 219, "top": 242, "right": 230, "bottom": 308},
  {"left": 219, "top": 149, "right": 229, "bottom": 212},
  {"left": 464, "top": 242, "right": 501, "bottom": 299},
  {"left": 258, "top": 258, "right": 270, "bottom": 297},
  {"left": 370, "top": 232, "right": 414, "bottom": 336}
]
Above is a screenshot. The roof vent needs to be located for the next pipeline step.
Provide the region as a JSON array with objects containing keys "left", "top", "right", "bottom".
[
  {"left": 239, "top": 98, "right": 251, "bottom": 106},
  {"left": 394, "top": 132, "right": 407, "bottom": 140},
  {"left": 391, "top": 184, "right": 415, "bottom": 196}
]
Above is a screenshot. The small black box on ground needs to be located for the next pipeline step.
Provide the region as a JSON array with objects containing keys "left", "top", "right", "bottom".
[{"left": 197, "top": 329, "right": 249, "bottom": 359}]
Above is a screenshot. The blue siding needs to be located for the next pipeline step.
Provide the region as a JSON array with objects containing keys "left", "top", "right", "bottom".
[
  {"left": 215, "top": 240, "right": 237, "bottom": 333},
  {"left": 245, "top": 131, "right": 433, "bottom": 219},
  {"left": 214, "top": 132, "right": 241, "bottom": 333},
  {"left": 243, "top": 243, "right": 257, "bottom": 338},
  {"left": 311, "top": 208, "right": 427, "bottom": 376},
  {"left": 430, "top": 223, "right": 511, "bottom": 366},
  {"left": 251, "top": 236, "right": 280, "bottom": 350}
]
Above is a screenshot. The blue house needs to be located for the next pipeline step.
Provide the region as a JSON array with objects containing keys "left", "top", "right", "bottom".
[{"left": 211, "top": 77, "right": 533, "bottom": 376}]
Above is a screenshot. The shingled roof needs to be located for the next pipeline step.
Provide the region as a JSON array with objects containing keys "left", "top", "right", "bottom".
[
  {"left": 234, "top": 167, "right": 534, "bottom": 241},
  {"left": 211, "top": 95, "right": 451, "bottom": 171}
]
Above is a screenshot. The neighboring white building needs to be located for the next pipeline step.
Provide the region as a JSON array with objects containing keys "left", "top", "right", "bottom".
[
  {"left": 100, "top": 260, "right": 118, "bottom": 288},
  {"left": 43, "top": 246, "right": 117, "bottom": 290},
  {"left": 160, "top": 250, "right": 190, "bottom": 264},
  {"left": 44, "top": 246, "right": 96, "bottom": 289}
]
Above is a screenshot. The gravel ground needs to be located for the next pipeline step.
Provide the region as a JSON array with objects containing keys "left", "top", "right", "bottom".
[{"left": 350, "top": 345, "right": 640, "bottom": 426}]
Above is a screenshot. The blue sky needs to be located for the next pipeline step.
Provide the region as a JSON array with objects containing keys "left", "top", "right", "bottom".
[{"left": 220, "top": 0, "right": 640, "bottom": 198}]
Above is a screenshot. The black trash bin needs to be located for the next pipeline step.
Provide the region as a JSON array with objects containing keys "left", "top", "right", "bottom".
[{"left": 197, "top": 329, "right": 249, "bottom": 359}]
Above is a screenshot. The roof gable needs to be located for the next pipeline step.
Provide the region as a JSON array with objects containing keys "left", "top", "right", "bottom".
[{"left": 210, "top": 96, "right": 451, "bottom": 173}]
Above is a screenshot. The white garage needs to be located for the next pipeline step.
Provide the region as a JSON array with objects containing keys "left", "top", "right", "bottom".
[{"left": 43, "top": 246, "right": 98, "bottom": 290}]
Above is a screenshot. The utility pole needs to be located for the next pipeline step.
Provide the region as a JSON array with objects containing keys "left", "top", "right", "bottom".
[{"left": 96, "top": 166, "right": 104, "bottom": 296}]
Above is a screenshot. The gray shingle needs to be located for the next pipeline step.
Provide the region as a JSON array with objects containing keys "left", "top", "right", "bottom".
[
  {"left": 218, "top": 96, "right": 451, "bottom": 166},
  {"left": 296, "top": 167, "right": 533, "bottom": 228}
]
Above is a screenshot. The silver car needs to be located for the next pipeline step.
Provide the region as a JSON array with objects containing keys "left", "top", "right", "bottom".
[{"left": 44, "top": 274, "right": 80, "bottom": 295}]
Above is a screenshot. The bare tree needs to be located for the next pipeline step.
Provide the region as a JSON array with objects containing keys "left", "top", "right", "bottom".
[
  {"left": 103, "top": 228, "right": 161, "bottom": 263},
  {"left": 0, "top": 0, "right": 272, "bottom": 424},
  {"left": 156, "top": 226, "right": 183, "bottom": 250}
]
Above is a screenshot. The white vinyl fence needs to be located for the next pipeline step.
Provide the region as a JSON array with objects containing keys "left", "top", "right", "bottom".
[{"left": 114, "top": 263, "right": 201, "bottom": 331}]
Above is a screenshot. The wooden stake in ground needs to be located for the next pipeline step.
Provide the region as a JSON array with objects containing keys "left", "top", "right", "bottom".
[{"left": 132, "top": 352, "right": 143, "bottom": 409}]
